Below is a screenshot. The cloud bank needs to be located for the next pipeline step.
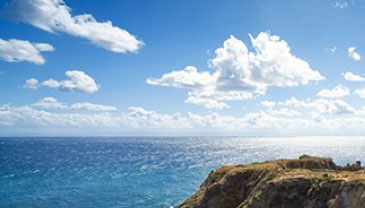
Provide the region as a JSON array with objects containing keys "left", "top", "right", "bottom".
[{"left": 1, "top": 96, "right": 365, "bottom": 135}]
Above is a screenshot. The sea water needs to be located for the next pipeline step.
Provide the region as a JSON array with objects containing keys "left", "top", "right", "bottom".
[{"left": 1, "top": 136, "right": 365, "bottom": 208}]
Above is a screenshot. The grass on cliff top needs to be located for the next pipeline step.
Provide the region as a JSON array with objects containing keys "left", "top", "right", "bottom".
[{"left": 212, "top": 156, "right": 365, "bottom": 183}]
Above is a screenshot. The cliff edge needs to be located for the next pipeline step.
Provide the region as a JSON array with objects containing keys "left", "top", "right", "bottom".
[{"left": 178, "top": 155, "right": 365, "bottom": 208}]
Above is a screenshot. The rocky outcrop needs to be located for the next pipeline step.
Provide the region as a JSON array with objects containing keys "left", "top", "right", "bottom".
[{"left": 178, "top": 155, "right": 365, "bottom": 208}]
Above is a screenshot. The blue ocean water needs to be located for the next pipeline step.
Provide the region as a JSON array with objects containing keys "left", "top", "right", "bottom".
[{"left": 1, "top": 136, "right": 365, "bottom": 208}]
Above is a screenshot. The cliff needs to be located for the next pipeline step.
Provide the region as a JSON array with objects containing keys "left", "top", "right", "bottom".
[{"left": 178, "top": 155, "right": 365, "bottom": 208}]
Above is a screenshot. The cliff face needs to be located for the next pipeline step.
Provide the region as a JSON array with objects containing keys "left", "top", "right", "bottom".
[{"left": 178, "top": 155, "right": 365, "bottom": 208}]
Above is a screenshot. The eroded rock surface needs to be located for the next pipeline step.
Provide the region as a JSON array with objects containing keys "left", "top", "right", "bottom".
[{"left": 179, "top": 155, "right": 365, "bottom": 208}]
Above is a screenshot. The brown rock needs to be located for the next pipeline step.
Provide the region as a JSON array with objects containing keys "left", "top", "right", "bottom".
[{"left": 178, "top": 155, "right": 365, "bottom": 208}]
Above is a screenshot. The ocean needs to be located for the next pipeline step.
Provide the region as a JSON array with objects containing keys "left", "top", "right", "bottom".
[{"left": 1, "top": 136, "right": 365, "bottom": 208}]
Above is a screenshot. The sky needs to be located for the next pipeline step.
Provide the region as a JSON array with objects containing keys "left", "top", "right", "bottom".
[{"left": 1, "top": 0, "right": 365, "bottom": 136}]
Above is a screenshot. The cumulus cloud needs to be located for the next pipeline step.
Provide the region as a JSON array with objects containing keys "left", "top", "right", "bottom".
[
  {"left": 148, "top": 32, "right": 324, "bottom": 109},
  {"left": 42, "top": 70, "right": 100, "bottom": 93},
  {"left": 348, "top": 47, "right": 361, "bottom": 61},
  {"left": 5, "top": 0, "right": 144, "bottom": 53},
  {"left": 147, "top": 66, "right": 216, "bottom": 88},
  {"left": 0, "top": 38, "right": 54, "bottom": 64},
  {"left": 24, "top": 78, "right": 39, "bottom": 89},
  {"left": 343, "top": 71, "right": 365, "bottom": 82},
  {"left": 317, "top": 85, "right": 350, "bottom": 99}
]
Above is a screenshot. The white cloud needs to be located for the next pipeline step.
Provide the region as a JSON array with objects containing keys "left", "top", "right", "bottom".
[
  {"left": 5, "top": 0, "right": 143, "bottom": 53},
  {"left": 34, "top": 43, "right": 55, "bottom": 52},
  {"left": 41, "top": 79, "right": 60, "bottom": 88},
  {"left": 148, "top": 32, "right": 324, "bottom": 109},
  {"left": 32, "top": 97, "right": 117, "bottom": 112},
  {"left": 32, "top": 97, "right": 67, "bottom": 109},
  {"left": 279, "top": 97, "right": 355, "bottom": 115},
  {"left": 348, "top": 47, "right": 361, "bottom": 61},
  {"left": 332, "top": 1, "right": 349, "bottom": 8},
  {"left": 343, "top": 71, "right": 365, "bottom": 82},
  {"left": 70, "top": 102, "right": 116, "bottom": 111},
  {"left": 0, "top": 38, "right": 54, "bottom": 65},
  {"left": 261, "top": 100, "right": 276, "bottom": 108},
  {"left": 24, "top": 78, "right": 39, "bottom": 89},
  {"left": 42, "top": 70, "right": 100, "bottom": 93},
  {"left": 278, "top": 97, "right": 309, "bottom": 108},
  {"left": 211, "top": 33, "right": 324, "bottom": 89},
  {"left": 325, "top": 46, "right": 337, "bottom": 53},
  {"left": 316, "top": 85, "right": 350, "bottom": 99},
  {"left": 126, "top": 107, "right": 193, "bottom": 129},
  {"left": 185, "top": 93, "right": 230, "bottom": 110},
  {"left": 147, "top": 66, "right": 216, "bottom": 88},
  {"left": 354, "top": 87, "right": 365, "bottom": 98}
]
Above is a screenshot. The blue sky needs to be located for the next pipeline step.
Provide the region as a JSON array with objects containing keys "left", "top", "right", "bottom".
[{"left": 1, "top": 0, "right": 365, "bottom": 136}]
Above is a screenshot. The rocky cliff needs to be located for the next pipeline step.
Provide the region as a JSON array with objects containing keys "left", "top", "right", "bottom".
[{"left": 178, "top": 155, "right": 365, "bottom": 208}]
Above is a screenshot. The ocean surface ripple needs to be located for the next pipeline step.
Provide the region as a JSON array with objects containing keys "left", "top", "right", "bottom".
[{"left": 1, "top": 136, "right": 365, "bottom": 207}]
